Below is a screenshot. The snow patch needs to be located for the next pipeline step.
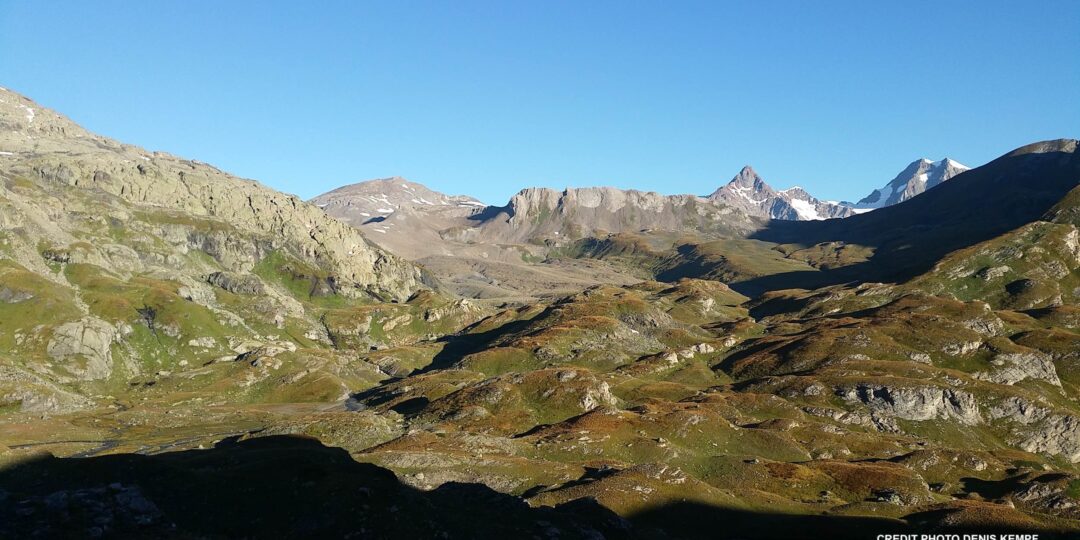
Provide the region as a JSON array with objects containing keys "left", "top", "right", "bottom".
[
  {"left": 731, "top": 185, "right": 766, "bottom": 204},
  {"left": 789, "top": 198, "right": 823, "bottom": 220}
]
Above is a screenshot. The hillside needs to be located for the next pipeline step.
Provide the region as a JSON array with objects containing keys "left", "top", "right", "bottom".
[{"left": 2, "top": 88, "right": 1079, "bottom": 538}]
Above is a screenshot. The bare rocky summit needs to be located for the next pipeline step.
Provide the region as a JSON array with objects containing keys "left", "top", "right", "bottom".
[
  {"left": 852, "top": 158, "right": 970, "bottom": 210},
  {"left": 708, "top": 165, "right": 855, "bottom": 220}
]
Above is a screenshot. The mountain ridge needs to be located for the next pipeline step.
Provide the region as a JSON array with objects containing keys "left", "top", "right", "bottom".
[
  {"left": 4, "top": 85, "right": 1080, "bottom": 537},
  {"left": 0, "top": 87, "right": 427, "bottom": 301},
  {"left": 851, "top": 157, "right": 969, "bottom": 209}
]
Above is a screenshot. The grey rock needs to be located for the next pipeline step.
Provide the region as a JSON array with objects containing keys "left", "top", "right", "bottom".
[
  {"left": 0, "top": 286, "right": 33, "bottom": 303},
  {"left": 974, "top": 351, "right": 1062, "bottom": 387},
  {"left": 851, "top": 158, "right": 969, "bottom": 210},
  {"left": 206, "top": 271, "right": 265, "bottom": 295},
  {"left": 838, "top": 383, "right": 982, "bottom": 425},
  {"left": 1017, "top": 415, "right": 1080, "bottom": 463},
  {"left": 45, "top": 317, "right": 118, "bottom": 381},
  {"left": 708, "top": 166, "right": 855, "bottom": 221}
]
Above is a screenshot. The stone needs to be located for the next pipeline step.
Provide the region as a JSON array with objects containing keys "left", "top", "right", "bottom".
[
  {"left": 974, "top": 351, "right": 1061, "bottom": 387},
  {"left": 45, "top": 317, "right": 118, "bottom": 381},
  {"left": 205, "top": 271, "right": 265, "bottom": 295},
  {"left": 838, "top": 384, "right": 982, "bottom": 425}
]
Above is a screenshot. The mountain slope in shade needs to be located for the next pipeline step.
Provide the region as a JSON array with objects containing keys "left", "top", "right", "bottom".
[
  {"left": 852, "top": 158, "right": 969, "bottom": 210},
  {"left": 746, "top": 139, "right": 1080, "bottom": 292},
  {"left": 708, "top": 166, "right": 855, "bottom": 221}
]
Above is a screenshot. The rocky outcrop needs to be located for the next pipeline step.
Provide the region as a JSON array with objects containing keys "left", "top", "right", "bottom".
[
  {"left": 45, "top": 317, "right": 119, "bottom": 381},
  {"left": 478, "top": 186, "right": 758, "bottom": 243},
  {"left": 987, "top": 397, "right": 1080, "bottom": 462},
  {"left": 206, "top": 271, "right": 266, "bottom": 296},
  {"left": 837, "top": 383, "right": 982, "bottom": 426},
  {"left": 0, "top": 286, "right": 33, "bottom": 303},
  {"left": 974, "top": 351, "right": 1062, "bottom": 387},
  {"left": 1017, "top": 415, "right": 1080, "bottom": 463},
  {"left": 0, "top": 365, "right": 94, "bottom": 413},
  {"left": 0, "top": 87, "right": 426, "bottom": 302}
]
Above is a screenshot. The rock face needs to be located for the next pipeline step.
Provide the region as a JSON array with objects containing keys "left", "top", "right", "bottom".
[
  {"left": 0, "top": 87, "right": 438, "bottom": 411},
  {"left": 974, "top": 351, "right": 1061, "bottom": 387},
  {"left": 0, "top": 87, "right": 425, "bottom": 301},
  {"left": 206, "top": 272, "right": 265, "bottom": 296},
  {"left": 851, "top": 158, "right": 969, "bottom": 210},
  {"left": 838, "top": 384, "right": 982, "bottom": 425},
  {"left": 1019, "top": 415, "right": 1080, "bottom": 462},
  {"left": 311, "top": 179, "right": 762, "bottom": 298},
  {"left": 481, "top": 186, "right": 758, "bottom": 243},
  {"left": 708, "top": 166, "right": 855, "bottom": 221},
  {"left": 46, "top": 318, "right": 118, "bottom": 381}
]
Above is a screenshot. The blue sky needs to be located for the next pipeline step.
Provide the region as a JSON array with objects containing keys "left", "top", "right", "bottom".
[{"left": 1, "top": 1, "right": 1077, "bottom": 204}]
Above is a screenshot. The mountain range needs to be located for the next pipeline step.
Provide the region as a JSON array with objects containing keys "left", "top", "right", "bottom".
[
  {"left": 309, "top": 155, "right": 974, "bottom": 299},
  {"left": 2, "top": 86, "right": 1080, "bottom": 538}
]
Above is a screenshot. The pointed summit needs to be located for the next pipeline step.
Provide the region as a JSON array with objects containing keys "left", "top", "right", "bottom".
[
  {"left": 728, "top": 165, "right": 763, "bottom": 188},
  {"left": 709, "top": 166, "right": 854, "bottom": 221}
]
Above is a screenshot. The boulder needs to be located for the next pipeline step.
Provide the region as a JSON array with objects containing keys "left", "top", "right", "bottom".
[
  {"left": 206, "top": 271, "right": 265, "bottom": 296},
  {"left": 45, "top": 318, "right": 119, "bottom": 381}
]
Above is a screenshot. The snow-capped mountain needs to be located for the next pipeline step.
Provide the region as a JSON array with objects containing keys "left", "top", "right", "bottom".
[
  {"left": 850, "top": 158, "right": 969, "bottom": 210},
  {"left": 708, "top": 166, "right": 855, "bottom": 221}
]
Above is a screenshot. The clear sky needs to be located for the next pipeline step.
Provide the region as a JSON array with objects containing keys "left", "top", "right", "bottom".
[{"left": 1, "top": 1, "right": 1077, "bottom": 204}]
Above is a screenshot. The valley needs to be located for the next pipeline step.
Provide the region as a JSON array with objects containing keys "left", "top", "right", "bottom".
[{"left": 1, "top": 87, "right": 1079, "bottom": 539}]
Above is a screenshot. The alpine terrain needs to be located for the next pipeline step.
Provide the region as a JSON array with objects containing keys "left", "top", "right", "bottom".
[{"left": 2, "top": 87, "right": 1080, "bottom": 540}]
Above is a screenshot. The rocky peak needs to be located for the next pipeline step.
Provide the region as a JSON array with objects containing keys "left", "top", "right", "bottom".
[
  {"left": 852, "top": 157, "right": 970, "bottom": 210},
  {"left": 709, "top": 167, "right": 854, "bottom": 221},
  {"left": 727, "top": 165, "right": 767, "bottom": 190}
]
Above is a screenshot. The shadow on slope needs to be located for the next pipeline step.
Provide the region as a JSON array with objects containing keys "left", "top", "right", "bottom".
[
  {"left": 0, "top": 435, "right": 624, "bottom": 539},
  {"left": 738, "top": 140, "right": 1080, "bottom": 295},
  {"left": 3, "top": 435, "right": 1075, "bottom": 539}
]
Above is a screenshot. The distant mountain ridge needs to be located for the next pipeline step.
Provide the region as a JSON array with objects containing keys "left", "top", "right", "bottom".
[
  {"left": 317, "top": 158, "right": 969, "bottom": 237},
  {"left": 707, "top": 165, "right": 855, "bottom": 220},
  {"left": 311, "top": 177, "right": 486, "bottom": 228},
  {"left": 851, "top": 158, "right": 969, "bottom": 210}
]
